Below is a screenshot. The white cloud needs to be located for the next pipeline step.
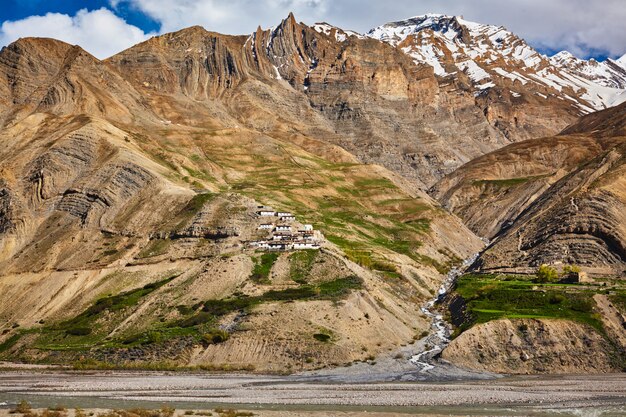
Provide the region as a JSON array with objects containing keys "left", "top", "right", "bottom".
[
  {"left": 114, "top": 0, "right": 626, "bottom": 59},
  {"left": 0, "top": 8, "right": 154, "bottom": 59},
  {"left": 113, "top": 0, "right": 330, "bottom": 34}
]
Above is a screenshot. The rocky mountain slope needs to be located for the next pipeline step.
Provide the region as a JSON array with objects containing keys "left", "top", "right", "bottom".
[
  {"left": 433, "top": 102, "right": 626, "bottom": 276},
  {"left": 550, "top": 51, "right": 626, "bottom": 90},
  {"left": 443, "top": 318, "right": 620, "bottom": 374}
]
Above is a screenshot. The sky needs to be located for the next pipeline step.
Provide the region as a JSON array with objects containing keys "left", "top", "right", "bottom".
[{"left": 0, "top": 0, "right": 624, "bottom": 60}]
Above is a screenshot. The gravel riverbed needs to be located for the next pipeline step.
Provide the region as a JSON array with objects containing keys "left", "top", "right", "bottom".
[{"left": 0, "top": 370, "right": 625, "bottom": 416}]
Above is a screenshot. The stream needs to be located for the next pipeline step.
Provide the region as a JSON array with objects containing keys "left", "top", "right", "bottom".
[{"left": 410, "top": 253, "right": 480, "bottom": 372}]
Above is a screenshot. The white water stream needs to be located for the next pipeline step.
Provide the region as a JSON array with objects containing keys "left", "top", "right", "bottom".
[{"left": 410, "top": 254, "right": 480, "bottom": 372}]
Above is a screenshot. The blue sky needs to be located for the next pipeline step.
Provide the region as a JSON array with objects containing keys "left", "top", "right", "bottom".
[
  {"left": 0, "top": 0, "right": 624, "bottom": 60},
  {"left": 3, "top": 0, "right": 159, "bottom": 33}
]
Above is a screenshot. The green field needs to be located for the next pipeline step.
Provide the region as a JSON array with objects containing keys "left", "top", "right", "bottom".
[{"left": 451, "top": 274, "right": 610, "bottom": 336}]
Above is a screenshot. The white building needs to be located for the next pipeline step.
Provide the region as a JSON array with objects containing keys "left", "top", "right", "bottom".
[
  {"left": 275, "top": 225, "right": 292, "bottom": 232},
  {"left": 277, "top": 212, "right": 292, "bottom": 217},
  {"left": 258, "top": 224, "right": 274, "bottom": 230},
  {"left": 250, "top": 241, "right": 271, "bottom": 249},
  {"left": 268, "top": 242, "right": 287, "bottom": 251},
  {"left": 303, "top": 224, "right": 314, "bottom": 231},
  {"left": 280, "top": 215, "right": 296, "bottom": 221},
  {"left": 293, "top": 241, "right": 321, "bottom": 250},
  {"left": 258, "top": 210, "right": 276, "bottom": 217}
]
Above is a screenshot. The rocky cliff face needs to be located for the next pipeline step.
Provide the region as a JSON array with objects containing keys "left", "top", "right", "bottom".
[
  {"left": 475, "top": 141, "right": 626, "bottom": 276},
  {"left": 106, "top": 14, "right": 626, "bottom": 188}
]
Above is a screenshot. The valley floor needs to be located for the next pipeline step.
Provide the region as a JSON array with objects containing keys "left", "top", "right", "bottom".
[{"left": 0, "top": 370, "right": 625, "bottom": 416}]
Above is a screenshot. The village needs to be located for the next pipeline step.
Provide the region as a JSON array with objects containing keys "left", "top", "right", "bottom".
[{"left": 249, "top": 207, "right": 322, "bottom": 251}]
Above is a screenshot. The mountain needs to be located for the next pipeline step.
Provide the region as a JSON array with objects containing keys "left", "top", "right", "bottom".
[
  {"left": 0, "top": 38, "right": 156, "bottom": 126},
  {"left": 368, "top": 14, "right": 626, "bottom": 112},
  {"left": 435, "top": 103, "right": 626, "bottom": 375},
  {"left": 0, "top": 12, "right": 624, "bottom": 374},
  {"left": 474, "top": 103, "right": 626, "bottom": 276}
]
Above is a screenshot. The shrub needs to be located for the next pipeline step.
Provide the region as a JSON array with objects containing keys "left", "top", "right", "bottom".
[
  {"left": 66, "top": 326, "right": 92, "bottom": 336},
  {"left": 313, "top": 333, "right": 331, "bottom": 342},
  {"left": 202, "top": 329, "right": 230, "bottom": 345},
  {"left": 11, "top": 400, "right": 31, "bottom": 414},
  {"left": 122, "top": 334, "right": 142, "bottom": 345},
  {"left": 562, "top": 265, "right": 581, "bottom": 276},
  {"left": 49, "top": 405, "right": 67, "bottom": 412},
  {"left": 548, "top": 293, "right": 566, "bottom": 305},
  {"left": 160, "top": 406, "right": 175, "bottom": 417},
  {"left": 536, "top": 265, "right": 558, "bottom": 283},
  {"left": 146, "top": 331, "right": 164, "bottom": 344}
]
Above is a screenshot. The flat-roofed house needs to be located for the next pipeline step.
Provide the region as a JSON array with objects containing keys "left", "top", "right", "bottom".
[
  {"left": 293, "top": 241, "right": 320, "bottom": 250},
  {"left": 268, "top": 242, "right": 287, "bottom": 251}
]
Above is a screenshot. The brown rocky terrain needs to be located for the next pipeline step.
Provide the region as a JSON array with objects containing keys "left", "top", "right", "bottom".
[
  {"left": 442, "top": 318, "right": 620, "bottom": 374},
  {"left": 106, "top": 14, "right": 616, "bottom": 188}
]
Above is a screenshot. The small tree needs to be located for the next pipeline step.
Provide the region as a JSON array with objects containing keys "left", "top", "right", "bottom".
[
  {"left": 536, "top": 264, "right": 558, "bottom": 283},
  {"left": 562, "top": 265, "right": 581, "bottom": 276}
]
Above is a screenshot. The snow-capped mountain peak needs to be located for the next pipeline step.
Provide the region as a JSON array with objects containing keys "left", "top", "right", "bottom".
[
  {"left": 367, "top": 14, "right": 543, "bottom": 77},
  {"left": 550, "top": 51, "right": 626, "bottom": 90},
  {"left": 367, "top": 14, "right": 469, "bottom": 47},
  {"left": 367, "top": 15, "right": 626, "bottom": 112}
]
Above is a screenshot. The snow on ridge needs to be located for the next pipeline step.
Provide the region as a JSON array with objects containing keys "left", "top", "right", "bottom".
[
  {"left": 365, "top": 14, "right": 626, "bottom": 112},
  {"left": 313, "top": 22, "right": 363, "bottom": 42},
  {"left": 615, "top": 54, "right": 626, "bottom": 70},
  {"left": 367, "top": 14, "right": 468, "bottom": 46}
]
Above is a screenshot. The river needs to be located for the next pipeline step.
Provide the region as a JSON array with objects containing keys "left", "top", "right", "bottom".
[{"left": 410, "top": 254, "right": 480, "bottom": 373}]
